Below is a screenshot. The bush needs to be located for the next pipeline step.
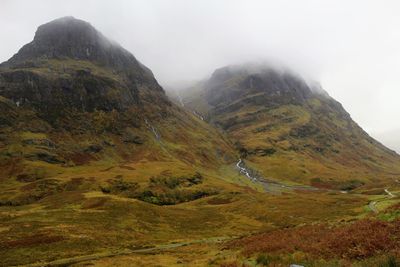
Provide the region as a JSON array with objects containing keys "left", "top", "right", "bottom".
[
  {"left": 100, "top": 186, "right": 111, "bottom": 194},
  {"left": 379, "top": 256, "right": 398, "bottom": 267},
  {"left": 149, "top": 172, "right": 204, "bottom": 189},
  {"left": 339, "top": 179, "right": 364, "bottom": 191},
  {"left": 16, "top": 168, "right": 47, "bottom": 182},
  {"left": 256, "top": 254, "right": 269, "bottom": 266},
  {"left": 149, "top": 176, "right": 181, "bottom": 189},
  {"left": 186, "top": 172, "right": 203, "bottom": 185},
  {"left": 100, "top": 179, "right": 139, "bottom": 196},
  {"left": 101, "top": 172, "right": 212, "bottom": 206},
  {"left": 137, "top": 188, "right": 215, "bottom": 206},
  {"left": 138, "top": 190, "right": 161, "bottom": 205}
]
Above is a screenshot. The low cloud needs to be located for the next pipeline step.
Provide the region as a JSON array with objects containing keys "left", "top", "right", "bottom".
[{"left": 0, "top": 0, "right": 399, "bottom": 151}]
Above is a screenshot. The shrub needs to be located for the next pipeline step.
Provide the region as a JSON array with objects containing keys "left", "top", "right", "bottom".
[
  {"left": 138, "top": 190, "right": 160, "bottom": 205},
  {"left": 256, "top": 254, "right": 269, "bottom": 266},
  {"left": 100, "top": 179, "right": 139, "bottom": 196},
  {"left": 149, "top": 172, "right": 204, "bottom": 189},
  {"left": 16, "top": 168, "right": 47, "bottom": 182},
  {"left": 137, "top": 188, "right": 215, "bottom": 206},
  {"left": 100, "top": 186, "right": 111, "bottom": 194},
  {"left": 101, "top": 172, "right": 212, "bottom": 206},
  {"left": 339, "top": 179, "right": 364, "bottom": 191},
  {"left": 379, "top": 256, "right": 398, "bottom": 267},
  {"left": 186, "top": 172, "right": 203, "bottom": 185},
  {"left": 149, "top": 176, "right": 181, "bottom": 189}
]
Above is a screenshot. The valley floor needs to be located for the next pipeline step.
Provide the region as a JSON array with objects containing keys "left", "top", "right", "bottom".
[{"left": 1, "top": 158, "right": 400, "bottom": 266}]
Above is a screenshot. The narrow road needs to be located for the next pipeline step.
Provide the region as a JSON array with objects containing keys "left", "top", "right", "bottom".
[
  {"left": 368, "top": 188, "right": 396, "bottom": 213},
  {"left": 369, "top": 201, "right": 378, "bottom": 213},
  {"left": 385, "top": 188, "right": 395, "bottom": 198}
]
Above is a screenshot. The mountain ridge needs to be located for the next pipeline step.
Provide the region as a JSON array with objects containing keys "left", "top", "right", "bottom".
[{"left": 179, "top": 63, "right": 400, "bottom": 188}]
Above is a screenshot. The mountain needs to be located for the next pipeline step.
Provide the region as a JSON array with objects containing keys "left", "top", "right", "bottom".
[
  {"left": 0, "top": 20, "right": 260, "bottom": 266},
  {"left": 0, "top": 16, "right": 236, "bottom": 201},
  {"left": 180, "top": 63, "right": 400, "bottom": 189}
]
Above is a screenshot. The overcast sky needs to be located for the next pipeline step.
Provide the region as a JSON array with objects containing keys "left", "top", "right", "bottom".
[{"left": 1, "top": 0, "right": 399, "bottom": 152}]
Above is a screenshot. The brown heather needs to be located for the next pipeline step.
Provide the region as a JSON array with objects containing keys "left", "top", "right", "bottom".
[{"left": 228, "top": 219, "right": 400, "bottom": 260}]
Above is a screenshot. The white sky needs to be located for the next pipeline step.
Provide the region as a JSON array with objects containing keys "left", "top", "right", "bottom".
[{"left": 0, "top": 0, "right": 399, "bottom": 152}]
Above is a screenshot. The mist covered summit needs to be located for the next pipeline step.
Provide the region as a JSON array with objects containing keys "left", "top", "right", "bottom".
[
  {"left": 0, "top": 16, "right": 168, "bottom": 114},
  {"left": 179, "top": 63, "right": 400, "bottom": 188},
  {"left": 4, "top": 16, "right": 150, "bottom": 71}
]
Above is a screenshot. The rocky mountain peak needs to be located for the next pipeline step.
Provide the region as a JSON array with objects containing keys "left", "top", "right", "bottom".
[
  {"left": 33, "top": 16, "right": 111, "bottom": 56},
  {"left": 205, "top": 63, "right": 315, "bottom": 107},
  {"left": 0, "top": 17, "right": 167, "bottom": 116},
  {"left": 4, "top": 17, "right": 146, "bottom": 72}
]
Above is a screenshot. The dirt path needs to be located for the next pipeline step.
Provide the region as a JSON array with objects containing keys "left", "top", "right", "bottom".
[
  {"left": 368, "top": 188, "right": 396, "bottom": 213},
  {"left": 385, "top": 188, "right": 395, "bottom": 198},
  {"left": 369, "top": 201, "right": 378, "bottom": 213},
  {"left": 20, "top": 236, "right": 232, "bottom": 267}
]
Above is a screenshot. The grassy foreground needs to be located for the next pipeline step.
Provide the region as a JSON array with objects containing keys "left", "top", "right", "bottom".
[{"left": 1, "top": 153, "right": 399, "bottom": 266}]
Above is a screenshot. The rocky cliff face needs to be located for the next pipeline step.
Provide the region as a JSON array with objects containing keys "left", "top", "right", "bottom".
[
  {"left": 204, "top": 64, "right": 350, "bottom": 118},
  {"left": 4, "top": 17, "right": 153, "bottom": 74},
  {"left": 206, "top": 65, "right": 312, "bottom": 108},
  {"left": 0, "top": 17, "right": 166, "bottom": 117}
]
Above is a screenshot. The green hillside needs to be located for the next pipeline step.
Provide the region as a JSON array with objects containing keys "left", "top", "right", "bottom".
[{"left": 180, "top": 64, "right": 400, "bottom": 189}]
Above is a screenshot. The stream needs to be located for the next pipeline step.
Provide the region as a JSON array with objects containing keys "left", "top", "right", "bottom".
[
  {"left": 235, "top": 159, "right": 319, "bottom": 194},
  {"left": 144, "top": 119, "right": 161, "bottom": 141}
]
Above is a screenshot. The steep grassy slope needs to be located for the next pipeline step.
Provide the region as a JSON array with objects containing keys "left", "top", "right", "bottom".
[
  {"left": 0, "top": 64, "right": 238, "bottom": 206},
  {"left": 180, "top": 64, "right": 400, "bottom": 189}
]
